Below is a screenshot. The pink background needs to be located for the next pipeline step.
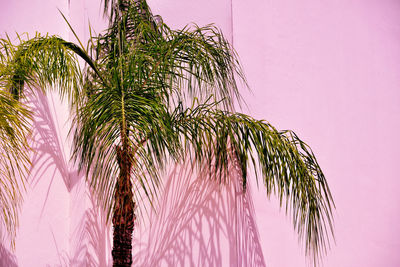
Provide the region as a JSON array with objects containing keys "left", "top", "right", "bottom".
[{"left": 1, "top": 0, "right": 400, "bottom": 266}]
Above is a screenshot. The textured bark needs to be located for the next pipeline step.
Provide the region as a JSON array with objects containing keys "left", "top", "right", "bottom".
[{"left": 112, "top": 145, "right": 136, "bottom": 267}]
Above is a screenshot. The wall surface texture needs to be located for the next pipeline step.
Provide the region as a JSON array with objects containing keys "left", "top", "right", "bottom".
[{"left": 1, "top": 0, "right": 400, "bottom": 266}]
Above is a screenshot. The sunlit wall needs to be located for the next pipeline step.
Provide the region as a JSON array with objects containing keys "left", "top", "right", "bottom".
[{"left": 1, "top": 0, "right": 399, "bottom": 266}]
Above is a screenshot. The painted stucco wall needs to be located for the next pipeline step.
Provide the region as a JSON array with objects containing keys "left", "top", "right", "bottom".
[{"left": 1, "top": 0, "right": 400, "bottom": 266}]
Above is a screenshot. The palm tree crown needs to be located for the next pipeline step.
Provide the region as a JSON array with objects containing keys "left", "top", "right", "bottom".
[
  {"left": 0, "top": 37, "right": 32, "bottom": 246},
  {"left": 0, "top": 0, "right": 334, "bottom": 265}
]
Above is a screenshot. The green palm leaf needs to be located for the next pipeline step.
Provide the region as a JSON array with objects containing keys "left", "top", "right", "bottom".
[
  {"left": 169, "top": 102, "right": 334, "bottom": 260},
  {"left": 0, "top": 0, "right": 334, "bottom": 265},
  {"left": 0, "top": 90, "right": 31, "bottom": 247}
]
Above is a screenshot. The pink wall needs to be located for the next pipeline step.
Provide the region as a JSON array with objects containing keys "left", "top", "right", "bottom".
[
  {"left": 232, "top": 1, "right": 400, "bottom": 266},
  {"left": 1, "top": 0, "right": 400, "bottom": 266},
  {"left": 0, "top": 1, "right": 72, "bottom": 266}
]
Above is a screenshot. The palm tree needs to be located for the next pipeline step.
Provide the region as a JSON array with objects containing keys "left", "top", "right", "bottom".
[
  {"left": 1, "top": 0, "right": 334, "bottom": 266},
  {"left": 0, "top": 43, "right": 31, "bottom": 247}
]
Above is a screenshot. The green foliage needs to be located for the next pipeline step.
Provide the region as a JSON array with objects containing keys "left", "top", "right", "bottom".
[
  {"left": 0, "top": 0, "right": 334, "bottom": 264},
  {"left": 0, "top": 32, "right": 82, "bottom": 247},
  {"left": 0, "top": 78, "right": 31, "bottom": 247}
]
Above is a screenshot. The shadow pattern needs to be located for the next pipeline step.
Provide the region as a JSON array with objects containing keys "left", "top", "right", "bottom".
[
  {"left": 69, "top": 189, "right": 112, "bottom": 267},
  {"left": 132, "top": 159, "right": 266, "bottom": 267},
  {"left": 26, "top": 90, "right": 74, "bottom": 191},
  {"left": 1, "top": 89, "right": 267, "bottom": 266},
  {"left": 0, "top": 243, "right": 18, "bottom": 267}
]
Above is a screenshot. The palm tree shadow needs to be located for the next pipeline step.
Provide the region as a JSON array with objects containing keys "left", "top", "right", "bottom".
[
  {"left": 26, "top": 90, "right": 75, "bottom": 191},
  {"left": 13, "top": 90, "right": 86, "bottom": 266},
  {"left": 21, "top": 90, "right": 113, "bottom": 266},
  {"left": 68, "top": 189, "right": 112, "bottom": 267},
  {"left": 11, "top": 87, "right": 267, "bottom": 266},
  {"left": 133, "top": 159, "right": 266, "bottom": 267},
  {"left": 0, "top": 89, "right": 79, "bottom": 266},
  {"left": 0, "top": 243, "right": 18, "bottom": 267}
]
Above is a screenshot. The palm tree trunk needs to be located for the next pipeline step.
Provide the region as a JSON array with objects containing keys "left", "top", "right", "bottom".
[{"left": 112, "top": 145, "right": 135, "bottom": 266}]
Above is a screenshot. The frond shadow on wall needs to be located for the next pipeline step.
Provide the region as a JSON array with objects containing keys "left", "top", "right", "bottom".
[
  {"left": 26, "top": 90, "right": 77, "bottom": 192},
  {"left": 0, "top": 243, "right": 18, "bottom": 267},
  {"left": 132, "top": 157, "right": 266, "bottom": 267},
  {"left": 68, "top": 189, "right": 112, "bottom": 267},
  {"left": 0, "top": 89, "right": 77, "bottom": 266}
]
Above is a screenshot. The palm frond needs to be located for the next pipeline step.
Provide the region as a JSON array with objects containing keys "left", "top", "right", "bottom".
[
  {"left": 0, "top": 2, "right": 334, "bottom": 265},
  {"left": 0, "top": 32, "right": 93, "bottom": 245},
  {"left": 71, "top": 74, "right": 170, "bottom": 219},
  {"left": 0, "top": 89, "right": 31, "bottom": 248},
  {"left": 0, "top": 34, "right": 84, "bottom": 106},
  {"left": 92, "top": 2, "right": 245, "bottom": 110},
  {"left": 157, "top": 101, "right": 335, "bottom": 264},
  {"left": 160, "top": 24, "right": 246, "bottom": 110}
]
